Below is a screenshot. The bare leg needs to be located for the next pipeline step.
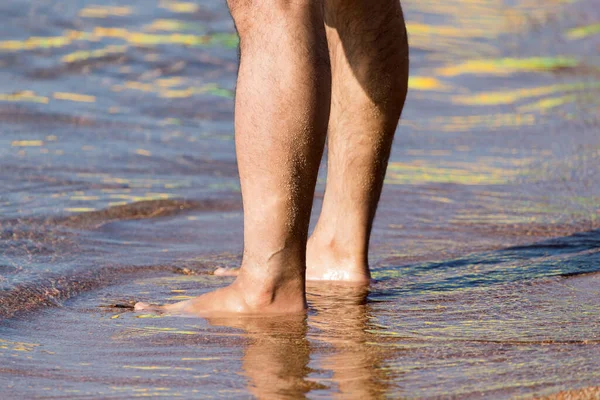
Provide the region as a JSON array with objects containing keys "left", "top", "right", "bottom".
[
  {"left": 306, "top": 0, "right": 409, "bottom": 282},
  {"left": 214, "top": 0, "right": 409, "bottom": 282},
  {"left": 137, "top": 0, "right": 330, "bottom": 315}
]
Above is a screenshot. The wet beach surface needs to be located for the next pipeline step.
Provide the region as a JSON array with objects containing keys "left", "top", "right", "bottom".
[{"left": 1, "top": 0, "right": 600, "bottom": 398}]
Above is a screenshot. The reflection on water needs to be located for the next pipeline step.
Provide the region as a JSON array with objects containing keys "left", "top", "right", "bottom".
[
  {"left": 1, "top": 244, "right": 599, "bottom": 398},
  {"left": 209, "top": 315, "right": 314, "bottom": 398},
  {"left": 1, "top": 0, "right": 600, "bottom": 397},
  {"left": 307, "top": 284, "right": 391, "bottom": 399}
]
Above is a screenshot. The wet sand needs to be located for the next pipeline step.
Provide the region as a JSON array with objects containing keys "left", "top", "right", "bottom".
[{"left": 1, "top": 0, "right": 600, "bottom": 398}]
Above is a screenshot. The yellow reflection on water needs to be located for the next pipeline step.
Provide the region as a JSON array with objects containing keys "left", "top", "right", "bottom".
[
  {"left": 431, "top": 113, "right": 536, "bottom": 132},
  {"left": 78, "top": 6, "right": 132, "bottom": 18},
  {"left": 0, "top": 25, "right": 237, "bottom": 56},
  {"left": 11, "top": 140, "right": 44, "bottom": 147},
  {"left": 566, "top": 23, "right": 600, "bottom": 39},
  {"left": 437, "top": 57, "right": 579, "bottom": 77},
  {"left": 61, "top": 45, "right": 127, "bottom": 63},
  {"left": 113, "top": 81, "right": 232, "bottom": 99},
  {"left": 409, "top": 76, "right": 451, "bottom": 91},
  {"left": 159, "top": 1, "right": 199, "bottom": 14},
  {"left": 386, "top": 160, "right": 524, "bottom": 185},
  {"left": 0, "top": 36, "right": 72, "bottom": 50},
  {"left": 145, "top": 19, "right": 197, "bottom": 32},
  {"left": 452, "top": 82, "right": 600, "bottom": 106},
  {"left": 401, "top": 0, "right": 577, "bottom": 58},
  {"left": 155, "top": 77, "right": 184, "bottom": 87},
  {"left": 0, "top": 91, "right": 48, "bottom": 104},
  {"left": 407, "top": 22, "right": 490, "bottom": 39},
  {"left": 0, "top": 338, "right": 40, "bottom": 352},
  {"left": 61, "top": 189, "right": 180, "bottom": 211},
  {"left": 92, "top": 27, "right": 211, "bottom": 46},
  {"left": 53, "top": 92, "right": 96, "bottom": 103},
  {"left": 518, "top": 94, "right": 577, "bottom": 112}
]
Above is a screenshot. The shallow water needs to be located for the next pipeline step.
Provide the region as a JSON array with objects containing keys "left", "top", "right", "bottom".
[{"left": 1, "top": 0, "right": 600, "bottom": 398}]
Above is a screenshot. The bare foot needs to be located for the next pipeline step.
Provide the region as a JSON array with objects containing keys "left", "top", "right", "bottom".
[
  {"left": 214, "top": 238, "right": 371, "bottom": 283},
  {"left": 135, "top": 273, "right": 306, "bottom": 317}
]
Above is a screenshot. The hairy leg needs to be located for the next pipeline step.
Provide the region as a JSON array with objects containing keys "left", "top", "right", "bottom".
[
  {"left": 137, "top": 0, "right": 330, "bottom": 315},
  {"left": 214, "top": 0, "right": 409, "bottom": 282},
  {"left": 306, "top": 0, "right": 409, "bottom": 282}
]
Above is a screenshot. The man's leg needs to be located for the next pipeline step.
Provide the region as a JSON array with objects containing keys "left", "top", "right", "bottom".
[
  {"left": 214, "top": 0, "right": 409, "bottom": 283},
  {"left": 136, "top": 0, "right": 330, "bottom": 314},
  {"left": 306, "top": 0, "right": 409, "bottom": 282}
]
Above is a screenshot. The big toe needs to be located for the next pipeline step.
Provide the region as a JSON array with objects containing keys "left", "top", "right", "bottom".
[
  {"left": 213, "top": 267, "right": 239, "bottom": 277},
  {"left": 134, "top": 302, "right": 161, "bottom": 312}
]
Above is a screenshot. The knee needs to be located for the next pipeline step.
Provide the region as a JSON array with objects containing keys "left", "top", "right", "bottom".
[
  {"left": 227, "top": 0, "right": 316, "bottom": 14},
  {"left": 227, "top": 0, "right": 321, "bottom": 36}
]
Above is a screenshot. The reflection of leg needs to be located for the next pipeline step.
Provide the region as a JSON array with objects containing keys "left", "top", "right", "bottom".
[
  {"left": 137, "top": 1, "right": 330, "bottom": 315},
  {"left": 207, "top": 315, "right": 311, "bottom": 398},
  {"left": 306, "top": 0, "right": 409, "bottom": 282},
  {"left": 308, "top": 283, "right": 388, "bottom": 397}
]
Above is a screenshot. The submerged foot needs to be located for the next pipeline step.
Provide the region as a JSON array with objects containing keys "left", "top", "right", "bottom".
[
  {"left": 134, "top": 273, "right": 306, "bottom": 317},
  {"left": 214, "top": 238, "right": 371, "bottom": 283}
]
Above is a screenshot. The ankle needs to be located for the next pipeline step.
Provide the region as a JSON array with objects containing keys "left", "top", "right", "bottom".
[
  {"left": 238, "top": 277, "right": 306, "bottom": 311},
  {"left": 307, "top": 233, "right": 368, "bottom": 271},
  {"left": 235, "top": 259, "right": 306, "bottom": 310}
]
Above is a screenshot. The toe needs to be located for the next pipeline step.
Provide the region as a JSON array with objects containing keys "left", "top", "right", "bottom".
[
  {"left": 134, "top": 302, "right": 163, "bottom": 312},
  {"left": 213, "top": 267, "right": 240, "bottom": 277},
  {"left": 134, "top": 302, "right": 150, "bottom": 311}
]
